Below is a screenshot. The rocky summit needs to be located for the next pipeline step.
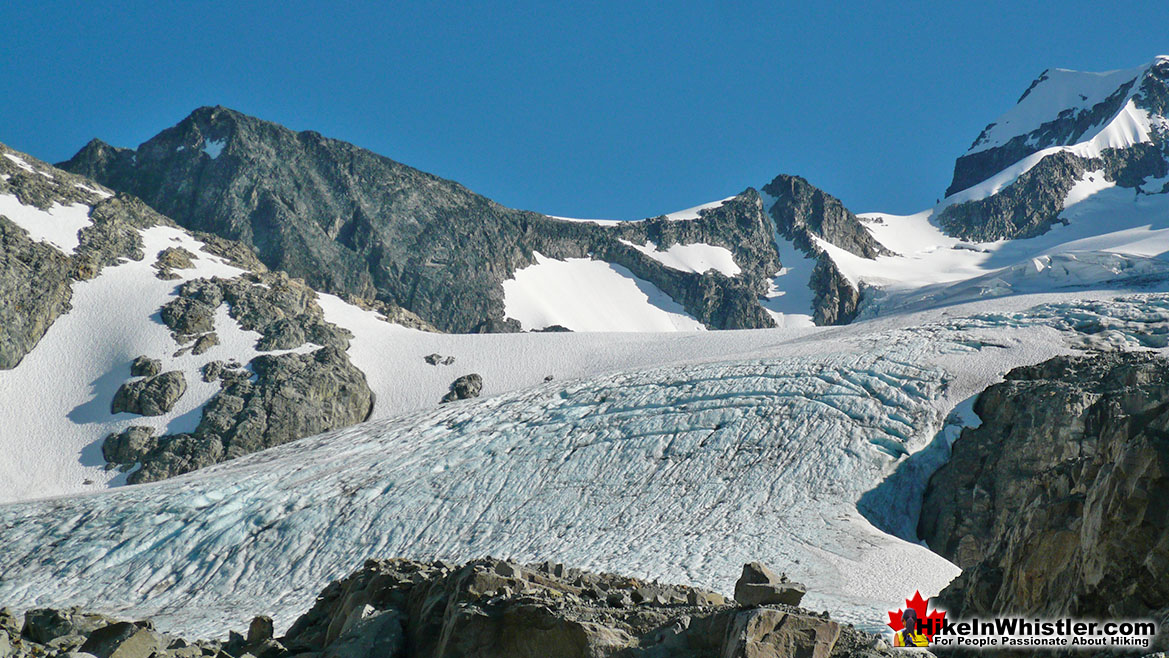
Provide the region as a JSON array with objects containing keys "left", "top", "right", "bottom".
[{"left": 0, "top": 558, "right": 891, "bottom": 658}]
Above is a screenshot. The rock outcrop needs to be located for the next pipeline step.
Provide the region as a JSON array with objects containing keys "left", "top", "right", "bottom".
[
  {"left": 59, "top": 106, "right": 787, "bottom": 332},
  {"left": 122, "top": 347, "right": 373, "bottom": 483},
  {"left": 440, "top": 373, "right": 482, "bottom": 403},
  {"left": 0, "top": 143, "right": 169, "bottom": 369},
  {"left": 733, "top": 562, "right": 807, "bottom": 607},
  {"left": 938, "top": 57, "right": 1169, "bottom": 241},
  {"left": 762, "top": 175, "right": 883, "bottom": 325},
  {"left": 110, "top": 371, "right": 187, "bottom": 417},
  {"left": 919, "top": 352, "right": 1169, "bottom": 638},
  {"left": 0, "top": 559, "right": 890, "bottom": 658}
]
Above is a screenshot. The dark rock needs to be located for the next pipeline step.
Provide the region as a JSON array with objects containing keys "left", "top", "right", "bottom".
[
  {"left": 160, "top": 297, "right": 216, "bottom": 337},
  {"left": 155, "top": 246, "right": 194, "bottom": 271},
  {"left": 192, "top": 333, "right": 219, "bottom": 356},
  {"left": 130, "top": 356, "right": 161, "bottom": 377},
  {"left": 423, "top": 353, "right": 454, "bottom": 366},
  {"left": 101, "top": 426, "right": 156, "bottom": 465},
  {"left": 763, "top": 174, "right": 893, "bottom": 260},
  {"left": 920, "top": 352, "right": 1169, "bottom": 630},
  {"left": 0, "top": 216, "right": 73, "bottom": 370},
  {"left": 131, "top": 347, "right": 371, "bottom": 483},
  {"left": 201, "top": 361, "right": 224, "bottom": 383},
  {"left": 60, "top": 107, "right": 787, "bottom": 333},
  {"left": 111, "top": 371, "right": 187, "bottom": 416},
  {"left": 246, "top": 617, "right": 272, "bottom": 645},
  {"left": 79, "top": 622, "right": 138, "bottom": 658},
  {"left": 21, "top": 609, "right": 113, "bottom": 645},
  {"left": 440, "top": 373, "right": 482, "bottom": 403}
]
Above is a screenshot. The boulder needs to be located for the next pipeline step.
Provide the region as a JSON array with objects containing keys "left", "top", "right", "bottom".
[
  {"left": 423, "top": 353, "right": 454, "bottom": 366},
  {"left": 734, "top": 562, "right": 806, "bottom": 607},
  {"left": 129, "top": 356, "right": 161, "bottom": 377},
  {"left": 160, "top": 297, "right": 215, "bottom": 336},
  {"left": 246, "top": 616, "right": 273, "bottom": 644},
  {"left": 101, "top": 426, "right": 156, "bottom": 465},
  {"left": 111, "top": 371, "right": 187, "bottom": 416},
  {"left": 440, "top": 373, "right": 483, "bottom": 403},
  {"left": 191, "top": 332, "right": 219, "bottom": 355}
]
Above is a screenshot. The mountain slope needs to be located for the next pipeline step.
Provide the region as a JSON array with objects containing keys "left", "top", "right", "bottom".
[
  {"left": 60, "top": 108, "right": 789, "bottom": 333},
  {"left": 937, "top": 56, "right": 1169, "bottom": 241}
]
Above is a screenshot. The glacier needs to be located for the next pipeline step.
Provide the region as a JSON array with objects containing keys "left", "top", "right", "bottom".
[{"left": 7, "top": 291, "right": 1167, "bottom": 638}]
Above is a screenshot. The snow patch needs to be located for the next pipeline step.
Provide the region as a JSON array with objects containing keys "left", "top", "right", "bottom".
[
  {"left": 621, "top": 239, "right": 741, "bottom": 276},
  {"left": 502, "top": 252, "right": 704, "bottom": 331},
  {"left": 74, "top": 183, "right": 113, "bottom": 199},
  {"left": 202, "top": 139, "right": 225, "bottom": 159},
  {"left": 3, "top": 153, "right": 54, "bottom": 179},
  {"left": 0, "top": 194, "right": 93, "bottom": 254}
]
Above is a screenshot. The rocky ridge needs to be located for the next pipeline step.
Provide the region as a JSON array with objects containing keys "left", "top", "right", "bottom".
[
  {"left": 937, "top": 57, "right": 1169, "bottom": 241},
  {"left": 761, "top": 174, "right": 888, "bottom": 324},
  {"left": 0, "top": 558, "right": 892, "bottom": 658},
  {"left": 59, "top": 106, "right": 884, "bottom": 330},
  {"left": 919, "top": 352, "right": 1169, "bottom": 647}
]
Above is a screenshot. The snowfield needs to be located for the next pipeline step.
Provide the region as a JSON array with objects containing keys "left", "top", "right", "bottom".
[{"left": 501, "top": 251, "right": 705, "bottom": 331}]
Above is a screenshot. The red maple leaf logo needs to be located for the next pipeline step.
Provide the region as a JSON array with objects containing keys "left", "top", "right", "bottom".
[{"left": 887, "top": 590, "right": 947, "bottom": 640}]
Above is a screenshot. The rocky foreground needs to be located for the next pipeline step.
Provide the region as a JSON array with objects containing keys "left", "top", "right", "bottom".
[{"left": 0, "top": 558, "right": 892, "bottom": 658}]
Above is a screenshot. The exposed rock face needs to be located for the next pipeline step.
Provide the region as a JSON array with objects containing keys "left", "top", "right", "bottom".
[
  {"left": 1, "top": 143, "right": 168, "bottom": 369},
  {"left": 763, "top": 174, "right": 891, "bottom": 260},
  {"left": 1, "top": 559, "right": 888, "bottom": 658},
  {"left": 126, "top": 347, "right": 373, "bottom": 483},
  {"left": 110, "top": 371, "right": 187, "bottom": 416},
  {"left": 919, "top": 352, "right": 1169, "bottom": 633},
  {"left": 936, "top": 144, "right": 1169, "bottom": 241},
  {"left": 59, "top": 107, "right": 785, "bottom": 332},
  {"left": 757, "top": 175, "right": 883, "bottom": 326},
  {"left": 101, "top": 427, "right": 156, "bottom": 465},
  {"left": 129, "top": 356, "right": 161, "bottom": 378},
  {"left": 0, "top": 217, "right": 73, "bottom": 369},
  {"left": 440, "top": 373, "right": 482, "bottom": 403}
]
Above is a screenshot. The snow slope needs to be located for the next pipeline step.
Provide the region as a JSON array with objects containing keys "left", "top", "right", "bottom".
[
  {"left": 967, "top": 63, "right": 1150, "bottom": 155},
  {"left": 950, "top": 56, "right": 1168, "bottom": 202},
  {"left": 0, "top": 193, "right": 92, "bottom": 254},
  {"left": 501, "top": 251, "right": 704, "bottom": 331},
  {"left": 621, "top": 239, "right": 742, "bottom": 276},
  {"left": 5, "top": 292, "right": 1163, "bottom": 638},
  {"left": 0, "top": 224, "right": 304, "bottom": 504}
]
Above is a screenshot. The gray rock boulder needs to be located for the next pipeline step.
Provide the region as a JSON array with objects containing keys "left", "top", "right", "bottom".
[
  {"left": 111, "top": 371, "right": 186, "bottom": 416},
  {"left": 734, "top": 562, "right": 807, "bottom": 607},
  {"left": 440, "top": 373, "right": 483, "bottom": 403},
  {"left": 129, "top": 356, "right": 160, "bottom": 377},
  {"left": 101, "top": 427, "right": 156, "bottom": 465},
  {"left": 159, "top": 297, "right": 215, "bottom": 337}
]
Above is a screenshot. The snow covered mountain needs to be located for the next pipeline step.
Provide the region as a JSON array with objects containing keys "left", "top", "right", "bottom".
[{"left": 4, "top": 56, "right": 1169, "bottom": 648}]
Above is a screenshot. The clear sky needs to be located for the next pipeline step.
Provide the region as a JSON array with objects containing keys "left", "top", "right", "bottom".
[{"left": 3, "top": 1, "right": 1167, "bottom": 218}]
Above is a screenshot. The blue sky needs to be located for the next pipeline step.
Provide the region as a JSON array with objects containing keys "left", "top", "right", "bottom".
[{"left": 3, "top": 1, "right": 1168, "bottom": 218}]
